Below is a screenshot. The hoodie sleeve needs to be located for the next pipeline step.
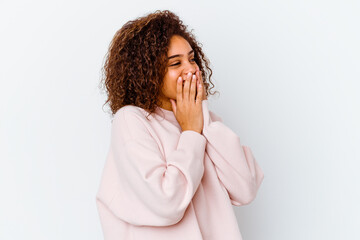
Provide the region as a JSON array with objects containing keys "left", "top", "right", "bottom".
[
  {"left": 201, "top": 100, "right": 264, "bottom": 206},
  {"left": 96, "top": 107, "right": 207, "bottom": 227}
]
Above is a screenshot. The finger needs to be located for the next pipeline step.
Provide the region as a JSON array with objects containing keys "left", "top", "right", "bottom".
[
  {"left": 190, "top": 74, "right": 196, "bottom": 102},
  {"left": 195, "top": 77, "right": 198, "bottom": 98},
  {"left": 195, "top": 70, "right": 200, "bottom": 90},
  {"left": 196, "top": 74, "right": 203, "bottom": 104},
  {"left": 198, "top": 70, "right": 207, "bottom": 100},
  {"left": 176, "top": 76, "right": 183, "bottom": 102},
  {"left": 197, "top": 70, "right": 203, "bottom": 86},
  {"left": 183, "top": 72, "right": 192, "bottom": 101}
]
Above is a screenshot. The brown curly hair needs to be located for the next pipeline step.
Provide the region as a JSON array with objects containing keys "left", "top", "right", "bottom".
[{"left": 99, "top": 9, "right": 219, "bottom": 120}]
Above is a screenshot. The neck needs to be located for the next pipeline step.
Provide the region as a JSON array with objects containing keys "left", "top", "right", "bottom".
[{"left": 158, "top": 95, "right": 173, "bottom": 111}]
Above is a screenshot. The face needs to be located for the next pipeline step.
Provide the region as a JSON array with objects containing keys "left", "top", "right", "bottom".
[{"left": 158, "top": 35, "right": 200, "bottom": 109}]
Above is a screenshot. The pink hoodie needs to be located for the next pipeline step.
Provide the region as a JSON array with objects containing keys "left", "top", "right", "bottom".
[{"left": 95, "top": 99, "right": 264, "bottom": 240}]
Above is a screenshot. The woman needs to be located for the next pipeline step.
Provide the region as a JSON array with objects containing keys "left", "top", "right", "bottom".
[{"left": 96, "top": 9, "right": 264, "bottom": 240}]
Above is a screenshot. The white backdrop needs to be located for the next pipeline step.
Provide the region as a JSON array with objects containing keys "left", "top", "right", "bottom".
[{"left": 1, "top": 0, "right": 359, "bottom": 239}]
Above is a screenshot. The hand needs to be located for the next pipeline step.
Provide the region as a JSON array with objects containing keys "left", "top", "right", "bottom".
[{"left": 170, "top": 72, "right": 204, "bottom": 134}]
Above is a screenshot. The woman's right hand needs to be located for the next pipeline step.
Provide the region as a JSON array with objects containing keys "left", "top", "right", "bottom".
[{"left": 170, "top": 71, "right": 204, "bottom": 134}]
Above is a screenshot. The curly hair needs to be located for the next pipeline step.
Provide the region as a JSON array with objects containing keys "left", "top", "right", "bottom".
[{"left": 99, "top": 9, "right": 219, "bottom": 120}]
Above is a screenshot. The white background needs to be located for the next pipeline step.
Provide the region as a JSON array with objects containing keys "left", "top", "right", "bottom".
[{"left": 1, "top": 0, "right": 359, "bottom": 239}]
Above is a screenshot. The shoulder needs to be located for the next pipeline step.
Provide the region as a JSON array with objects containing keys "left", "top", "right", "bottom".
[
  {"left": 111, "top": 105, "right": 153, "bottom": 142},
  {"left": 209, "top": 110, "right": 223, "bottom": 122},
  {"left": 113, "top": 105, "right": 148, "bottom": 122},
  {"left": 202, "top": 100, "right": 223, "bottom": 123}
]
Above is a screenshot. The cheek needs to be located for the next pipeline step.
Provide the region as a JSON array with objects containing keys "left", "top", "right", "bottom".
[
  {"left": 162, "top": 74, "right": 178, "bottom": 98},
  {"left": 167, "top": 71, "right": 181, "bottom": 90},
  {"left": 169, "top": 71, "right": 179, "bottom": 81}
]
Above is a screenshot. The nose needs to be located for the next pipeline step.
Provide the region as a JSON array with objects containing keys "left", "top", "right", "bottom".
[{"left": 183, "top": 64, "right": 199, "bottom": 79}]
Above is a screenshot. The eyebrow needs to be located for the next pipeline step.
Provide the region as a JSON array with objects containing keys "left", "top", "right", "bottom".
[{"left": 168, "top": 50, "right": 194, "bottom": 60}]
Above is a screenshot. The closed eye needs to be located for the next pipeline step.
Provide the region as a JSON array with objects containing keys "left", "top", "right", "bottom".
[{"left": 170, "top": 58, "right": 196, "bottom": 66}]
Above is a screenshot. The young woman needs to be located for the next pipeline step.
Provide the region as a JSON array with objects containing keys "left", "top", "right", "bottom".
[{"left": 96, "top": 10, "right": 264, "bottom": 240}]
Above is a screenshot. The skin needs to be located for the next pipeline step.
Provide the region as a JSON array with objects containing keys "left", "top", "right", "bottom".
[{"left": 158, "top": 35, "right": 207, "bottom": 133}]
